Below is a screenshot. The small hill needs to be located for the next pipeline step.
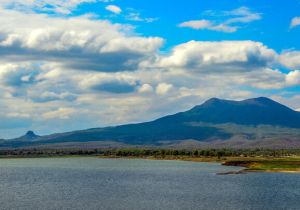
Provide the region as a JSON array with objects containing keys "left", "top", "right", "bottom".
[{"left": 14, "top": 131, "right": 40, "bottom": 142}]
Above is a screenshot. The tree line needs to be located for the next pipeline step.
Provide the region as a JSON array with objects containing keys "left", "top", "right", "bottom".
[{"left": 1, "top": 148, "right": 300, "bottom": 158}]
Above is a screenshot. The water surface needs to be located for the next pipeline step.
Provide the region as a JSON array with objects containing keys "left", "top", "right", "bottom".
[{"left": 0, "top": 158, "right": 299, "bottom": 210}]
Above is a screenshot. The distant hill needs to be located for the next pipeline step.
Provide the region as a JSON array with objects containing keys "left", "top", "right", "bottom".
[
  {"left": 13, "top": 131, "right": 40, "bottom": 142},
  {"left": 3, "top": 97, "right": 300, "bottom": 149}
]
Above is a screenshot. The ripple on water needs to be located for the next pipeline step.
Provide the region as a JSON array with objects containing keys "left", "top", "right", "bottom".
[{"left": 0, "top": 158, "right": 299, "bottom": 210}]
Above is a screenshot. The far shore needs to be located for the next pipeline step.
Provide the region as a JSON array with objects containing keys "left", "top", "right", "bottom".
[
  {"left": 100, "top": 155, "right": 300, "bottom": 174},
  {"left": 1, "top": 152, "right": 300, "bottom": 173}
]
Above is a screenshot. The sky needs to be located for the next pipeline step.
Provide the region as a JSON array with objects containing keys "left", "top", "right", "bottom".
[{"left": 0, "top": 0, "right": 300, "bottom": 138}]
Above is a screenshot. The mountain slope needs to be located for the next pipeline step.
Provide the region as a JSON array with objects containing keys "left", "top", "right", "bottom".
[
  {"left": 3, "top": 97, "right": 300, "bottom": 148},
  {"left": 156, "top": 97, "right": 300, "bottom": 127}
]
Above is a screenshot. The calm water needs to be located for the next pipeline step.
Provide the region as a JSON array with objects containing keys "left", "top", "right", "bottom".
[{"left": 0, "top": 158, "right": 299, "bottom": 210}]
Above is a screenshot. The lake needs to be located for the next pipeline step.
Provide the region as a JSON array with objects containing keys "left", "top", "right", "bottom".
[{"left": 0, "top": 158, "right": 299, "bottom": 210}]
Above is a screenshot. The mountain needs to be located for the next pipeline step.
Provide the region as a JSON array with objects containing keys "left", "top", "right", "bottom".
[
  {"left": 156, "top": 97, "right": 300, "bottom": 127},
  {"left": 12, "top": 131, "right": 40, "bottom": 142},
  {"left": 3, "top": 97, "right": 300, "bottom": 148},
  {"left": 15, "top": 131, "right": 39, "bottom": 141}
]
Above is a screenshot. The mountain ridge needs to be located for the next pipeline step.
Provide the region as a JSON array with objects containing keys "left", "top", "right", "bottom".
[
  {"left": 3, "top": 97, "right": 300, "bottom": 148},
  {"left": 154, "top": 97, "right": 300, "bottom": 127}
]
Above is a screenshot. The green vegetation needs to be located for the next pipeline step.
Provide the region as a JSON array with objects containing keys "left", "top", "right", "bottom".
[
  {"left": 0, "top": 148, "right": 299, "bottom": 157},
  {"left": 224, "top": 158, "right": 300, "bottom": 172},
  {"left": 1, "top": 148, "right": 300, "bottom": 158}
]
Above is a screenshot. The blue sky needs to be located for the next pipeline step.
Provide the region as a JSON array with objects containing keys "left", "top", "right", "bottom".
[
  {"left": 0, "top": 0, "right": 300, "bottom": 138},
  {"left": 74, "top": 0, "right": 300, "bottom": 51}
]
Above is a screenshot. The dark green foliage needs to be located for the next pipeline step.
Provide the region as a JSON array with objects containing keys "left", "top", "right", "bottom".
[{"left": 2, "top": 148, "right": 300, "bottom": 158}]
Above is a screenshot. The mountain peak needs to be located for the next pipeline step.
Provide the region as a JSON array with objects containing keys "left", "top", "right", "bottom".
[
  {"left": 4, "top": 96, "right": 300, "bottom": 148},
  {"left": 207, "top": 97, "right": 222, "bottom": 102},
  {"left": 201, "top": 97, "right": 230, "bottom": 107},
  {"left": 25, "top": 131, "right": 38, "bottom": 137},
  {"left": 13, "top": 130, "right": 40, "bottom": 141},
  {"left": 185, "top": 96, "right": 300, "bottom": 127},
  {"left": 252, "top": 96, "right": 271, "bottom": 101},
  {"left": 205, "top": 97, "right": 222, "bottom": 103},
  {"left": 243, "top": 97, "right": 275, "bottom": 104},
  {"left": 202, "top": 97, "right": 279, "bottom": 107}
]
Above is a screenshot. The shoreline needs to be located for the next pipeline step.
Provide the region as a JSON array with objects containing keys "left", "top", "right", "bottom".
[
  {"left": 1, "top": 154, "right": 300, "bottom": 173},
  {"left": 222, "top": 160, "right": 300, "bottom": 174}
]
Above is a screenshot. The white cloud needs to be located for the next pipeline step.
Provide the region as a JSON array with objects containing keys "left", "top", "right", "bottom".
[
  {"left": 157, "top": 40, "right": 276, "bottom": 72},
  {"left": 105, "top": 5, "right": 121, "bottom": 14},
  {"left": 42, "top": 108, "right": 76, "bottom": 119},
  {"left": 286, "top": 70, "right": 300, "bottom": 86},
  {"left": 178, "top": 7, "right": 261, "bottom": 33},
  {"left": 0, "top": 8, "right": 163, "bottom": 72},
  {"left": 271, "top": 95, "right": 300, "bottom": 111},
  {"left": 0, "top": 63, "right": 39, "bottom": 88},
  {"left": 241, "top": 68, "right": 286, "bottom": 89},
  {"left": 156, "top": 83, "right": 173, "bottom": 95},
  {"left": 225, "top": 7, "right": 261, "bottom": 24},
  {"left": 138, "top": 84, "right": 154, "bottom": 93},
  {"left": 179, "top": 20, "right": 236, "bottom": 33},
  {"left": 178, "top": 20, "right": 212, "bottom": 30},
  {"left": 78, "top": 72, "right": 140, "bottom": 93},
  {"left": 125, "top": 12, "right": 158, "bottom": 23},
  {"left": 290, "top": 17, "right": 300, "bottom": 29},
  {"left": 30, "top": 91, "right": 77, "bottom": 103},
  {"left": 279, "top": 51, "right": 300, "bottom": 69},
  {"left": 0, "top": 0, "right": 101, "bottom": 15}
]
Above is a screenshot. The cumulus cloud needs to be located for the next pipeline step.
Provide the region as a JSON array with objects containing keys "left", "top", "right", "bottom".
[
  {"left": 78, "top": 73, "right": 140, "bottom": 93},
  {"left": 0, "top": 63, "right": 39, "bottom": 87},
  {"left": 239, "top": 68, "right": 286, "bottom": 89},
  {"left": 0, "top": 8, "right": 163, "bottom": 72},
  {"left": 157, "top": 40, "right": 276, "bottom": 72},
  {"left": 138, "top": 84, "right": 154, "bottom": 93},
  {"left": 179, "top": 7, "right": 261, "bottom": 33},
  {"left": 279, "top": 51, "right": 300, "bottom": 69},
  {"left": 105, "top": 5, "right": 122, "bottom": 14},
  {"left": 290, "top": 17, "right": 300, "bottom": 29},
  {"left": 156, "top": 83, "right": 173, "bottom": 95},
  {"left": 286, "top": 70, "right": 300, "bottom": 86},
  {"left": 90, "top": 80, "right": 138, "bottom": 93}
]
